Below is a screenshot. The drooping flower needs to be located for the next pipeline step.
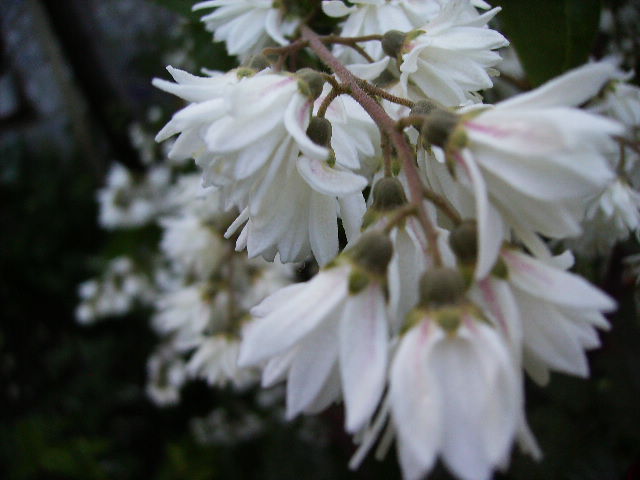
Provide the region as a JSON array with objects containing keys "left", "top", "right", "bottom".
[
  {"left": 238, "top": 232, "right": 393, "bottom": 433},
  {"left": 499, "top": 249, "right": 615, "bottom": 385},
  {"left": 386, "top": 267, "right": 523, "bottom": 480},
  {"left": 155, "top": 67, "right": 368, "bottom": 265},
  {"left": 420, "top": 62, "right": 624, "bottom": 278},
  {"left": 397, "top": 1, "right": 509, "bottom": 107},
  {"left": 194, "top": 0, "right": 299, "bottom": 58}
]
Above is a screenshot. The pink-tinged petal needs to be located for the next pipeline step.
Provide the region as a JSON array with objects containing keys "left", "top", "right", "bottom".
[
  {"left": 457, "top": 151, "right": 504, "bottom": 279},
  {"left": 476, "top": 278, "right": 522, "bottom": 354},
  {"left": 308, "top": 191, "right": 339, "bottom": 267},
  {"left": 297, "top": 155, "right": 368, "bottom": 196},
  {"left": 498, "top": 62, "right": 618, "bottom": 110},
  {"left": 340, "top": 284, "right": 389, "bottom": 433},
  {"left": 503, "top": 250, "right": 616, "bottom": 311},
  {"left": 238, "top": 268, "right": 348, "bottom": 366},
  {"left": 390, "top": 320, "right": 442, "bottom": 480},
  {"left": 286, "top": 317, "right": 340, "bottom": 419}
]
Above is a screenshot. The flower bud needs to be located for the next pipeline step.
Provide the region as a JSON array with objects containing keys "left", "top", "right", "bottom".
[
  {"left": 350, "top": 231, "right": 393, "bottom": 277},
  {"left": 449, "top": 220, "right": 478, "bottom": 264},
  {"left": 306, "top": 117, "right": 332, "bottom": 147},
  {"left": 296, "top": 68, "right": 325, "bottom": 101},
  {"left": 411, "top": 100, "right": 441, "bottom": 119},
  {"left": 371, "top": 177, "right": 408, "bottom": 211},
  {"left": 421, "top": 109, "right": 460, "bottom": 149},
  {"left": 382, "top": 30, "right": 407, "bottom": 58},
  {"left": 419, "top": 267, "right": 466, "bottom": 308},
  {"left": 243, "top": 54, "right": 271, "bottom": 71}
]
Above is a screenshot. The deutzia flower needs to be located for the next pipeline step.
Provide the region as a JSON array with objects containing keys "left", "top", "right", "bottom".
[
  {"left": 155, "top": 67, "right": 368, "bottom": 265},
  {"left": 97, "top": 163, "right": 171, "bottom": 229},
  {"left": 420, "top": 62, "right": 624, "bottom": 278},
  {"left": 194, "top": 0, "right": 298, "bottom": 58},
  {"left": 322, "top": 0, "right": 489, "bottom": 64},
  {"left": 499, "top": 249, "right": 615, "bottom": 385},
  {"left": 186, "top": 334, "right": 256, "bottom": 389},
  {"left": 571, "top": 178, "right": 640, "bottom": 255},
  {"left": 394, "top": 0, "right": 508, "bottom": 107},
  {"left": 146, "top": 345, "right": 187, "bottom": 406},
  {"left": 389, "top": 267, "right": 522, "bottom": 480},
  {"left": 238, "top": 232, "right": 393, "bottom": 433}
]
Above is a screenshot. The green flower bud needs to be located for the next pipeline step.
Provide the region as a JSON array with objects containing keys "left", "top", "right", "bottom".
[
  {"left": 435, "top": 307, "right": 462, "bottom": 334},
  {"left": 421, "top": 108, "right": 460, "bottom": 149},
  {"left": 371, "top": 177, "right": 408, "bottom": 211},
  {"left": 419, "top": 267, "right": 466, "bottom": 308},
  {"left": 449, "top": 220, "right": 478, "bottom": 264},
  {"left": 350, "top": 231, "right": 394, "bottom": 277},
  {"left": 296, "top": 68, "right": 325, "bottom": 101},
  {"left": 306, "top": 117, "right": 332, "bottom": 147},
  {"left": 411, "top": 99, "right": 440, "bottom": 119},
  {"left": 382, "top": 30, "right": 407, "bottom": 58}
]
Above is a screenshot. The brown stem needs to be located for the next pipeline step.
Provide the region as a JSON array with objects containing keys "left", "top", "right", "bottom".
[
  {"left": 422, "top": 189, "right": 462, "bottom": 225},
  {"left": 321, "top": 34, "right": 384, "bottom": 44},
  {"left": 381, "top": 133, "right": 393, "bottom": 177},
  {"left": 318, "top": 88, "right": 343, "bottom": 117},
  {"left": 301, "top": 25, "right": 442, "bottom": 266},
  {"left": 357, "top": 79, "right": 414, "bottom": 108},
  {"left": 396, "top": 114, "right": 425, "bottom": 131}
]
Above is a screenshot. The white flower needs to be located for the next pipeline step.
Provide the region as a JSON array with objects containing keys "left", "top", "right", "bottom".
[
  {"left": 97, "top": 163, "right": 171, "bottom": 229},
  {"left": 156, "top": 68, "right": 368, "bottom": 265},
  {"left": 194, "top": 0, "right": 298, "bottom": 58},
  {"left": 322, "top": 0, "right": 488, "bottom": 64},
  {"left": 571, "top": 178, "right": 640, "bottom": 255},
  {"left": 160, "top": 214, "right": 226, "bottom": 279},
  {"left": 186, "top": 334, "right": 256, "bottom": 389},
  {"left": 153, "top": 283, "right": 217, "bottom": 350},
  {"left": 498, "top": 249, "right": 615, "bottom": 385},
  {"left": 589, "top": 75, "right": 640, "bottom": 128},
  {"left": 428, "top": 62, "right": 624, "bottom": 278},
  {"left": 390, "top": 309, "right": 522, "bottom": 480},
  {"left": 239, "top": 233, "right": 393, "bottom": 433},
  {"left": 398, "top": 1, "right": 508, "bottom": 107},
  {"left": 146, "top": 346, "right": 187, "bottom": 406}
]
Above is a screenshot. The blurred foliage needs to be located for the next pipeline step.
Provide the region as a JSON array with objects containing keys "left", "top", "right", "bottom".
[{"left": 494, "top": 0, "right": 602, "bottom": 86}]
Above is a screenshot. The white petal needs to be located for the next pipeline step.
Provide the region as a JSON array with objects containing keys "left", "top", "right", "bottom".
[
  {"left": 238, "top": 268, "right": 348, "bottom": 366},
  {"left": 340, "top": 284, "right": 389, "bottom": 433},
  {"left": 457, "top": 151, "right": 503, "bottom": 279},
  {"left": 308, "top": 192, "right": 339, "bottom": 266},
  {"left": 322, "top": 0, "right": 356, "bottom": 17},
  {"left": 390, "top": 320, "right": 442, "bottom": 480},
  {"left": 286, "top": 318, "right": 340, "bottom": 419},
  {"left": 297, "top": 155, "right": 368, "bottom": 196},
  {"left": 503, "top": 250, "right": 616, "bottom": 311},
  {"left": 338, "top": 193, "right": 366, "bottom": 243}
]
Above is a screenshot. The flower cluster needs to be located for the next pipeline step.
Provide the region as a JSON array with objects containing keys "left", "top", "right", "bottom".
[{"left": 80, "top": 1, "right": 640, "bottom": 479}]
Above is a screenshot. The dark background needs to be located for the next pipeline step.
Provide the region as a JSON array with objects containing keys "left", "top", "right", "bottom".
[{"left": 1, "top": 0, "right": 639, "bottom": 478}]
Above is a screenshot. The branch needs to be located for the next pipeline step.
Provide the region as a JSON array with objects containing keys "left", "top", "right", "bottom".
[{"left": 301, "top": 25, "right": 443, "bottom": 266}]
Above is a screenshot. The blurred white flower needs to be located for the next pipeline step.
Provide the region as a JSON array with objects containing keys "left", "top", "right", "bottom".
[
  {"left": 398, "top": 1, "right": 508, "bottom": 107},
  {"left": 194, "top": 0, "right": 298, "bottom": 58}
]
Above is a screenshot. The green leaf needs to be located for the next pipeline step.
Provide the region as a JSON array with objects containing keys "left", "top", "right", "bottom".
[{"left": 494, "top": 0, "right": 601, "bottom": 86}]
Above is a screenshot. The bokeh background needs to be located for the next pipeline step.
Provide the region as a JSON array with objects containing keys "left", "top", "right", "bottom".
[{"left": 1, "top": 0, "right": 640, "bottom": 478}]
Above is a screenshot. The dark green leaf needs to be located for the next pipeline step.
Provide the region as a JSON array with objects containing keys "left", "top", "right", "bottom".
[
  {"left": 150, "top": 0, "right": 196, "bottom": 17},
  {"left": 494, "top": 0, "right": 602, "bottom": 86}
]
